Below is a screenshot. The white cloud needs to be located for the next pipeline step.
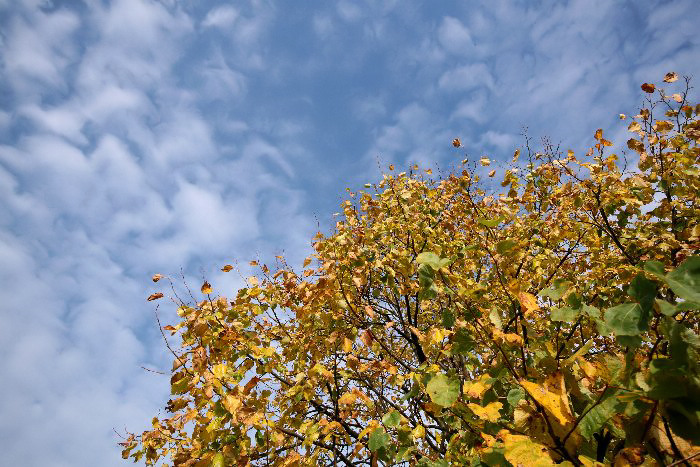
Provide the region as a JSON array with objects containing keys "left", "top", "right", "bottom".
[
  {"left": 438, "top": 63, "right": 494, "bottom": 91},
  {"left": 202, "top": 5, "right": 239, "bottom": 29},
  {"left": 438, "top": 16, "right": 474, "bottom": 54}
]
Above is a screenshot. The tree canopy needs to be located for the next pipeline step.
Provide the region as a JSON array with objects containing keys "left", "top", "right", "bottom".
[{"left": 123, "top": 73, "right": 700, "bottom": 466}]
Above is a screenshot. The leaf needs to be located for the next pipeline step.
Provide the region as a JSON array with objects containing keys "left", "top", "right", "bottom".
[
  {"left": 452, "top": 138, "right": 461, "bottom": 147},
  {"left": 451, "top": 328, "right": 475, "bottom": 355},
  {"left": 501, "top": 432, "right": 556, "bottom": 466},
  {"left": 221, "top": 265, "right": 233, "bottom": 272},
  {"left": 507, "top": 387, "right": 525, "bottom": 407},
  {"left": 368, "top": 427, "right": 390, "bottom": 451},
  {"left": 550, "top": 306, "right": 579, "bottom": 322},
  {"left": 441, "top": 310, "right": 455, "bottom": 329},
  {"left": 480, "top": 157, "right": 491, "bottom": 166},
  {"left": 496, "top": 239, "right": 516, "bottom": 255},
  {"left": 426, "top": 373, "right": 460, "bottom": 407},
  {"left": 519, "top": 292, "right": 539, "bottom": 316},
  {"left": 360, "top": 330, "right": 373, "bottom": 347},
  {"left": 539, "top": 279, "right": 572, "bottom": 301},
  {"left": 594, "top": 129, "right": 603, "bottom": 141},
  {"left": 152, "top": 274, "right": 163, "bottom": 282},
  {"left": 520, "top": 373, "right": 575, "bottom": 426},
  {"left": 478, "top": 217, "right": 504, "bottom": 228},
  {"left": 663, "top": 72, "right": 679, "bottom": 83},
  {"left": 468, "top": 402, "right": 502, "bottom": 422},
  {"left": 382, "top": 410, "right": 401, "bottom": 428},
  {"left": 338, "top": 392, "right": 357, "bottom": 405},
  {"left": 665, "top": 256, "right": 700, "bottom": 302},
  {"left": 211, "top": 453, "right": 225, "bottom": 467},
  {"left": 201, "top": 281, "right": 212, "bottom": 294},
  {"left": 416, "top": 252, "right": 450, "bottom": 270},
  {"left": 147, "top": 292, "right": 164, "bottom": 301},
  {"left": 463, "top": 374, "right": 494, "bottom": 399},
  {"left": 577, "top": 394, "right": 618, "bottom": 441},
  {"left": 488, "top": 169, "right": 496, "bottom": 177},
  {"left": 641, "top": 83, "right": 655, "bottom": 93},
  {"left": 604, "top": 303, "right": 643, "bottom": 336}
]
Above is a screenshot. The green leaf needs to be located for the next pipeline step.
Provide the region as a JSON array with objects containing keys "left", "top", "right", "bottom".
[
  {"left": 451, "top": 328, "right": 475, "bottom": 355},
  {"left": 382, "top": 410, "right": 401, "bottom": 428},
  {"left": 578, "top": 394, "right": 619, "bottom": 441},
  {"left": 416, "top": 252, "right": 450, "bottom": 270},
  {"left": 478, "top": 217, "right": 504, "bottom": 227},
  {"left": 171, "top": 376, "right": 189, "bottom": 395},
  {"left": 550, "top": 306, "right": 580, "bottom": 322},
  {"left": 496, "top": 239, "right": 516, "bottom": 255},
  {"left": 643, "top": 260, "right": 666, "bottom": 280},
  {"left": 616, "top": 335, "right": 642, "bottom": 348},
  {"left": 368, "top": 427, "right": 390, "bottom": 451},
  {"left": 604, "top": 302, "right": 643, "bottom": 336},
  {"left": 628, "top": 273, "right": 657, "bottom": 317},
  {"left": 442, "top": 310, "right": 455, "bottom": 329},
  {"left": 507, "top": 388, "right": 525, "bottom": 407},
  {"left": 656, "top": 299, "right": 678, "bottom": 316},
  {"left": 539, "top": 279, "right": 572, "bottom": 301},
  {"left": 666, "top": 256, "right": 700, "bottom": 302},
  {"left": 426, "top": 373, "right": 460, "bottom": 407}
]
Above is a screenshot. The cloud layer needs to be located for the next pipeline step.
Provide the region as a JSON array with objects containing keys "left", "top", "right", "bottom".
[{"left": 0, "top": 0, "right": 698, "bottom": 464}]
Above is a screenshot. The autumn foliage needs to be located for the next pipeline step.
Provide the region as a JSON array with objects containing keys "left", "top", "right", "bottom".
[{"left": 123, "top": 74, "right": 700, "bottom": 466}]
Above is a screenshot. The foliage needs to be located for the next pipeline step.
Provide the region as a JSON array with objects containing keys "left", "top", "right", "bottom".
[{"left": 122, "top": 74, "right": 700, "bottom": 466}]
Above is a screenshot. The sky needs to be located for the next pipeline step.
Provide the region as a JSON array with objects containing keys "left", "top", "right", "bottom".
[{"left": 0, "top": 0, "right": 699, "bottom": 465}]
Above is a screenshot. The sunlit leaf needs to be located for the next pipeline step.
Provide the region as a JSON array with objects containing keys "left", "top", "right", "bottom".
[
  {"left": 426, "top": 374, "right": 460, "bottom": 407},
  {"left": 147, "top": 293, "right": 164, "bottom": 301},
  {"left": 641, "top": 83, "right": 655, "bottom": 93},
  {"left": 663, "top": 72, "right": 679, "bottom": 83},
  {"left": 201, "top": 281, "right": 212, "bottom": 294}
]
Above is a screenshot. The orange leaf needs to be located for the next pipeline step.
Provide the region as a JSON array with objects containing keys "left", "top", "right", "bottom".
[
  {"left": 641, "top": 83, "right": 655, "bottom": 93},
  {"left": 452, "top": 138, "right": 461, "bottom": 147},
  {"left": 594, "top": 129, "right": 603, "bottom": 141},
  {"left": 147, "top": 293, "right": 164, "bottom": 301},
  {"left": 360, "top": 330, "right": 373, "bottom": 347},
  {"left": 221, "top": 265, "right": 233, "bottom": 272},
  {"left": 201, "top": 281, "right": 212, "bottom": 294},
  {"left": 152, "top": 274, "right": 163, "bottom": 282},
  {"left": 518, "top": 292, "right": 539, "bottom": 316}
]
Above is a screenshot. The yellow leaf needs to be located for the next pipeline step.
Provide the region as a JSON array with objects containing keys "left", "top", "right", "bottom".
[
  {"left": 513, "top": 149, "right": 520, "bottom": 162},
  {"left": 488, "top": 169, "right": 496, "bottom": 177},
  {"left": 211, "top": 363, "right": 227, "bottom": 379},
  {"left": 364, "top": 305, "right": 375, "bottom": 319},
  {"left": 201, "top": 281, "right": 212, "bottom": 294},
  {"left": 463, "top": 373, "right": 493, "bottom": 399},
  {"left": 412, "top": 425, "right": 426, "bottom": 440},
  {"left": 672, "top": 93, "right": 683, "bottom": 103},
  {"left": 663, "top": 72, "right": 679, "bottom": 83},
  {"left": 480, "top": 157, "right": 491, "bottom": 166},
  {"left": 468, "top": 402, "right": 502, "bottom": 422},
  {"left": 501, "top": 432, "right": 556, "bottom": 466},
  {"left": 594, "top": 129, "right": 603, "bottom": 140},
  {"left": 303, "top": 257, "right": 312, "bottom": 268},
  {"left": 147, "top": 292, "right": 164, "bottom": 301},
  {"left": 222, "top": 394, "right": 242, "bottom": 415},
  {"left": 628, "top": 121, "right": 641, "bottom": 132},
  {"left": 221, "top": 264, "right": 233, "bottom": 272},
  {"left": 342, "top": 337, "right": 353, "bottom": 353},
  {"left": 520, "top": 373, "right": 575, "bottom": 426},
  {"left": 152, "top": 274, "right": 163, "bottom": 282},
  {"left": 518, "top": 292, "right": 539, "bottom": 316},
  {"left": 619, "top": 113, "right": 626, "bottom": 119},
  {"left": 248, "top": 276, "right": 259, "bottom": 286}
]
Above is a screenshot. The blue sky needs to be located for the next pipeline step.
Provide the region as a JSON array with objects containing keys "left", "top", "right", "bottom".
[{"left": 1, "top": 0, "right": 699, "bottom": 465}]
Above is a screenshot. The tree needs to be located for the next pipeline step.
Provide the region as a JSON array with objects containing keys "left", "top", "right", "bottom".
[{"left": 122, "top": 73, "right": 700, "bottom": 466}]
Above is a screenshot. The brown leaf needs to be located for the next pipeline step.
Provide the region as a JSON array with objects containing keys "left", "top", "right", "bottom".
[
  {"left": 663, "top": 72, "right": 678, "bottom": 83},
  {"left": 147, "top": 292, "right": 164, "bottom": 301},
  {"left": 594, "top": 129, "right": 603, "bottom": 140},
  {"left": 452, "top": 138, "right": 461, "bottom": 147},
  {"left": 221, "top": 265, "right": 233, "bottom": 272},
  {"left": 152, "top": 274, "right": 163, "bottom": 282},
  {"left": 201, "top": 281, "right": 212, "bottom": 294},
  {"left": 641, "top": 83, "right": 655, "bottom": 93},
  {"left": 360, "top": 329, "right": 373, "bottom": 347}
]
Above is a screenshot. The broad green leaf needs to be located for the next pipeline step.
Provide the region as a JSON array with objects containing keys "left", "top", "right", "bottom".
[
  {"left": 478, "top": 217, "right": 504, "bottom": 227},
  {"left": 368, "top": 427, "right": 390, "bottom": 451},
  {"left": 578, "top": 394, "right": 619, "bottom": 441},
  {"left": 507, "top": 387, "right": 525, "bottom": 407},
  {"left": 442, "top": 310, "right": 455, "bottom": 329},
  {"left": 666, "top": 256, "right": 700, "bottom": 302},
  {"left": 643, "top": 260, "right": 666, "bottom": 280},
  {"left": 628, "top": 273, "right": 656, "bottom": 316},
  {"left": 382, "top": 410, "right": 401, "bottom": 428},
  {"left": 416, "top": 252, "right": 450, "bottom": 270},
  {"left": 426, "top": 373, "right": 460, "bottom": 407},
  {"left": 603, "top": 302, "right": 643, "bottom": 336},
  {"left": 550, "top": 306, "right": 580, "bottom": 322},
  {"left": 451, "top": 328, "right": 475, "bottom": 355},
  {"left": 616, "top": 335, "right": 642, "bottom": 348},
  {"left": 539, "top": 279, "right": 572, "bottom": 301},
  {"left": 496, "top": 239, "right": 516, "bottom": 255}
]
